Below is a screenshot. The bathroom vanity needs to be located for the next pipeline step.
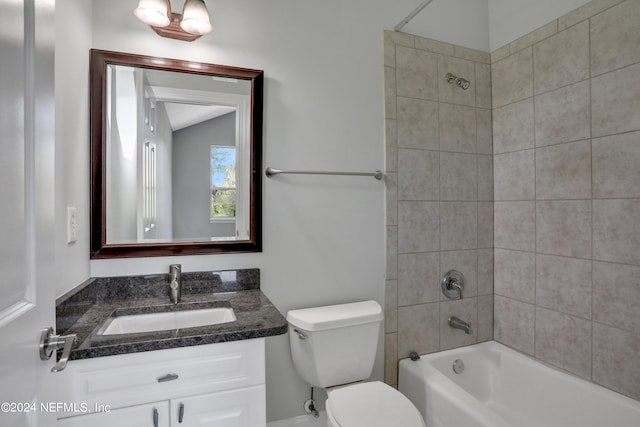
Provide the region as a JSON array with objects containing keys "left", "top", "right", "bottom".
[
  {"left": 55, "top": 269, "right": 286, "bottom": 426},
  {"left": 57, "top": 339, "right": 265, "bottom": 426}
]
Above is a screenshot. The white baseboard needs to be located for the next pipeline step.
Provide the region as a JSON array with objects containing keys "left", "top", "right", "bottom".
[{"left": 268, "top": 412, "right": 327, "bottom": 427}]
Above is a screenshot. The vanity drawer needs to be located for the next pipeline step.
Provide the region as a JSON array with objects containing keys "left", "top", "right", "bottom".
[{"left": 57, "top": 338, "right": 264, "bottom": 417}]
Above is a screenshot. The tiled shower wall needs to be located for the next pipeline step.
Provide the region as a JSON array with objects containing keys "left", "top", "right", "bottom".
[
  {"left": 383, "top": 31, "right": 495, "bottom": 387},
  {"left": 491, "top": 0, "right": 640, "bottom": 400}
]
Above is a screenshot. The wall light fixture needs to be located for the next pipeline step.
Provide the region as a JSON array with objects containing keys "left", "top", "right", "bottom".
[{"left": 134, "top": 0, "right": 212, "bottom": 42}]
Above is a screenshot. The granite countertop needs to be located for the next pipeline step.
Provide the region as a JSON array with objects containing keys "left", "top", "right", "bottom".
[{"left": 56, "top": 269, "right": 288, "bottom": 360}]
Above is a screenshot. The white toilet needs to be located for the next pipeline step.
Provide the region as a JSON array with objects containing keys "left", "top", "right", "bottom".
[{"left": 287, "top": 300, "right": 425, "bottom": 427}]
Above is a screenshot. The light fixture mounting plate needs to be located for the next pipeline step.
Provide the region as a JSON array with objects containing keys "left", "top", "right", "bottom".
[{"left": 151, "top": 13, "right": 201, "bottom": 42}]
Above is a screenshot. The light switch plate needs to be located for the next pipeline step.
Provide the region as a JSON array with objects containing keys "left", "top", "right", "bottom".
[{"left": 67, "top": 207, "right": 77, "bottom": 244}]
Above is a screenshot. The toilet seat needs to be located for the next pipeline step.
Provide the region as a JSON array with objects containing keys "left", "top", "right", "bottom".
[{"left": 326, "top": 381, "right": 425, "bottom": 427}]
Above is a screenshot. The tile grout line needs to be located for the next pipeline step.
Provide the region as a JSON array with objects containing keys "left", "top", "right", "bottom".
[{"left": 588, "top": 13, "right": 595, "bottom": 383}]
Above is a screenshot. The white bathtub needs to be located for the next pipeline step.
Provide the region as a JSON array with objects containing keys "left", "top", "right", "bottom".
[{"left": 398, "top": 341, "right": 640, "bottom": 427}]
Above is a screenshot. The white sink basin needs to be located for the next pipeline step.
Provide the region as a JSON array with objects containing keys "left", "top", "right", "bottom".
[{"left": 98, "top": 307, "right": 236, "bottom": 335}]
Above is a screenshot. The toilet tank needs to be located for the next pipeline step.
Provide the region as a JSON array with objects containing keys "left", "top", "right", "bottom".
[{"left": 287, "top": 300, "right": 383, "bottom": 388}]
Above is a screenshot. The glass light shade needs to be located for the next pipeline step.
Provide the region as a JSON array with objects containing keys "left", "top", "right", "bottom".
[
  {"left": 180, "top": 0, "right": 213, "bottom": 35},
  {"left": 134, "top": 0, "right": 171, "bottom": 28}
]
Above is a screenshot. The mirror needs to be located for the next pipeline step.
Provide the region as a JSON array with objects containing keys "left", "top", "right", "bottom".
[{"left": 90, "top": 49, "right": 263, "bottom": 258}]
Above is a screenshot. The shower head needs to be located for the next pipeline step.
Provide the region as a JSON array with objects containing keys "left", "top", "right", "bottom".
[{"left": 446, "top": 72, "right": 470, "bottom": 90}]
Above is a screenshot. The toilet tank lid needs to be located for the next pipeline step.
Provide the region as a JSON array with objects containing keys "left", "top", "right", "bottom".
[{"left": 286, "top": 300, "right": 383, "bottom": 331}]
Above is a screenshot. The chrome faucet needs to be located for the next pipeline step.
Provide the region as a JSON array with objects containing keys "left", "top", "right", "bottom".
[
  {"left": 169, "top": 264, "right": 181, "bottom": 304},
  {"left": 449, "top": 316, "right": 473, "bottom": 334}
]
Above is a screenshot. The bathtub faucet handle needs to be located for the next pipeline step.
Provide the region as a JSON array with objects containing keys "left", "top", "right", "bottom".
[
  {"left": 442, "top": 270, "right": 465, "bottom": 300},
  {"left": 450, "top": 280, "right": 463, "bottom": 299}
]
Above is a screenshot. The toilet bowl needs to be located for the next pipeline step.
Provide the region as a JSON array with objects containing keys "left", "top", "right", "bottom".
[
  {"left": 287, "top": 301, "right": 425, "bottom": 427},
  {"left": 325, "top": 381, "right": 425, "bottom": 427}
]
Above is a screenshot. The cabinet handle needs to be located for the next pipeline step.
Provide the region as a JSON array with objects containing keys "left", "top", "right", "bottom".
[
  {"left": 178, "top": 403, "right": 185, "bottom": 423},
  {"left": 153, "top": 408, "right": 159, "bottom": 427},
  {"left": 157, "top": 373, "right": 179, "bottom": 383}
]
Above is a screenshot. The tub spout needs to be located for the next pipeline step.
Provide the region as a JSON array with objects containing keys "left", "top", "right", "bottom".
[{"left": 449, "top": 316, "right": 473, "bottom": 334}]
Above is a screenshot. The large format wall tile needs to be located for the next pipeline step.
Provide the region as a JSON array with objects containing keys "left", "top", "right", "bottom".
[
  {"left": 536, "top": 140, "right": 591, "bottom": 200},
  {"left": 493, "top": 98, "right": 534, "bottom": 154},
  {"left": 535, "top": 307, "right": 592, "bottom": 379},
  {"left": 536, "top": 254, "right": 592, "bottom": 318},
  {"left": 384, "top": 333, "right": 398, "bottom": 385},
  {"left": 477, "top": 156, "right": 494, "bottom": 202},
  {"left": 439, "top": 103, "right": 477, "bottom": 153},
  {"left": 385, "top": 174, "right": 398, "bottom": 230},
  {"left": 477, "top": 202, "right": 494, "bottom": 249},
  {"left": 509, "top": 20, "right": 557, "bottom": 54},
  {"left": 592, "top": 62, "right": 640, "bottom": 137},
  {"left": 485, "top": 1, "right": 640, "bottom": 402},
  {"left": 385, "top": 279, "right": 398, "bottom": 333},
  {"left": 477, "top": 295, "right": 494, "bottom": 342},
  {"left": 593, "top": 199, "right": 640, "bottom": 265},
  {"left": 558, "top": 0, "right": 626, "bottom": 30},
  {"left": 415, "top": 36, "right": 454, "bottom": 56},
  {"left": 398, "top": 303, "right": 440, "bottom": 358},
  {"left": 494, "top": 150, "right": 535, "bottom": 201},
  {"left": 492, "top": 47, "right": 533, "bottom": 108},
  {"left": 398, "top": 252, "right": 440, "bottom": 306},
  {"left": 592, "top": 131, "right": 640, "bottom": 198},
  {"left": 398, "top": 201, "right": 440, "bottom": 253},
  {"left": 476, "top": 109, "right": 493, "bottom": 154},
  {"left": 440, "top": 202, "right": 478, "bottom": 250},
  {"left": 533, "top": 21, "right": 589, "bottom": 95},
  {"left": 385, "top": 31, "right": 493, "bottom": 388},
  {"left": 494, "top": 296, "right": 535, "bottom": 355},
  {"left": 384, "top": 67, "right": 396, "bottom": 119},
  {"left": 397, "top": 97, "right": 439, "bottom": 150},
  {"left": 494, "top": 201, "right": 535, "bottom": 251},
  {"left": 591, "top": 0, "right": 640, "bottom": 76},
  {"left": 536, "top": 200, "right": 591, "bottom": 259},
  {"left": 534, "top": 80, "right": 591, "bottom": 147},
  {"left": 593, "top": 323, "right": 640, "bottom": 401},
  {"left": 398, "top": 149, "right": 439, "bottom": 201},
  {"left": 477, "top": 248, "right": 494, "bottom": 296},
  {"left": 440, "top": 152, "right": 478, "bottom": 201},
  {"left": 494, "top": 249, "right": 535, "bottom": 303},
  {"left": 386, "top": 226, "right": 398, "bottom": 280},
  {"left": 593, "top": 261, "right": 640, "bottom": 333},
  {"left": 385, "top": 119, "right": 398, "bottom": 172},
  {"left": 396, "top": 46, "right": 438, "bottom": 100},
  {"left": 476, "top": 63, "right": 492, "bottom": 109}
]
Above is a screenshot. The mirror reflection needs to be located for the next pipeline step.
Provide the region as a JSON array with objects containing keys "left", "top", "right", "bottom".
[
  {"left": 106, "top": 65, "right": 251, "bottom": 243},
  {"left": 90, "top": 50, "right": 263, "bottom": 258}
]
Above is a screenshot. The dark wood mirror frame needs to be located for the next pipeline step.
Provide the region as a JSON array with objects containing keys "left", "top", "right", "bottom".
[{"left": 90, "top": 49, "right": 263, "bottom": 259}]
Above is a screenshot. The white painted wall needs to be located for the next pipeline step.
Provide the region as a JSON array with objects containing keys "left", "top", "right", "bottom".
[
  {"left": 107, "top": 67, "right": 138, "bottom": 242},
  {"left": 54, "top": 0, "right": 92, "bottom": 296},
  {"left": 172, "top": 112, "right": 236, "bottom": 239},
  {"left": 488, "top": 0, "right": 591, "bottom": 50},
  {"left": 53, "top": 0, "right": 489, "bottom": 422}
]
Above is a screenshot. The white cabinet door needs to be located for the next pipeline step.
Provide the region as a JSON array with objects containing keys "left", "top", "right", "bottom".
[
  {"left": 58, "top": 402, "right": 170, "bottom": 427},
  {"left": 171, "top": 386, "right": 265, "bottom": 427}
]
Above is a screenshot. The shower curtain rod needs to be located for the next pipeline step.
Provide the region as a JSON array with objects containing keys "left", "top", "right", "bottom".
[{"left": 395, "top": 0, "right": 435, "bottom": 32}]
